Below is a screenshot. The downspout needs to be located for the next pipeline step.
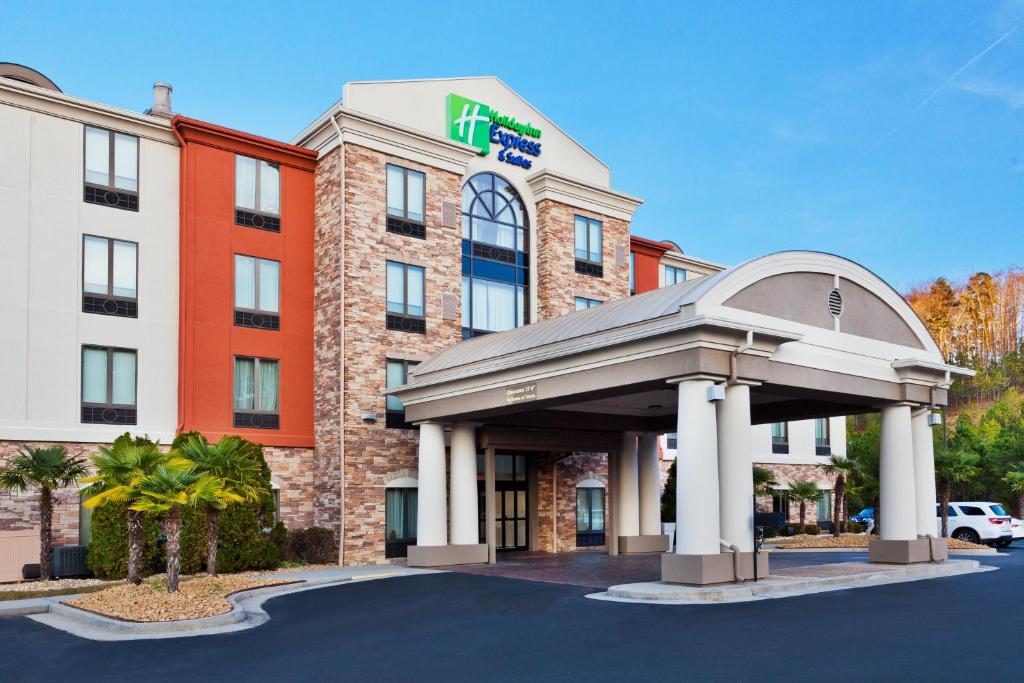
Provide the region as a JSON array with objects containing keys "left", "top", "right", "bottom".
[
  {"left": 171, "top": 121, "right": 188, "bottom": 438},
  {"left": 727, "top": 330, "right": 754, "bottom": 386},
  {"left": 329, "top": 114, "right": 347, "bottom": 566}
]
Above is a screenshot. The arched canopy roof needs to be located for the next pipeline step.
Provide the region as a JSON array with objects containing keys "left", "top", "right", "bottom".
[
  {"left": 395, "top": 251, "right": 972, "bottom": 430},
  {"left": 0, "top": 63, "right": 61, "bottom": 92}
]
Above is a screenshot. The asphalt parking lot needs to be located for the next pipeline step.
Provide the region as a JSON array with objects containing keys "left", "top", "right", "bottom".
[{"left": 1, "top": 547, "right": 1021, "bottom": 682}]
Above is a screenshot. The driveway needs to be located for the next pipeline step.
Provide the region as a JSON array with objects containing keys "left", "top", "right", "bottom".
[{"left": 1, "top": 547, "right": 1021, "bottom": 682}]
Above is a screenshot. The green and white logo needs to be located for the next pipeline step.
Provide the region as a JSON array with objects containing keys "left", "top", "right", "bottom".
[{"left": 446, "top": 93, "right": 492, "bottom": 155}]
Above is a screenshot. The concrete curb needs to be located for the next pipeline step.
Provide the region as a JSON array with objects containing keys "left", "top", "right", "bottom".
[
  {"left": 767, "top": 546, "right": 999, "bottom": 556},
  {"left": 587, "top": 559, "right": 994, "bottom": 605},
  {"left": 20, "top": 567, "right": 438, "bottom": 641}
]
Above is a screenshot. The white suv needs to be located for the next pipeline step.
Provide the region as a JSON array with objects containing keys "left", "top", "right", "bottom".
[{"left": 936, "top": 502, "right": 1013, "bottom": 546}]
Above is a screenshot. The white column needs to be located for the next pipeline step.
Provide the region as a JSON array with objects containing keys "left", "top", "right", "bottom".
[
  {"left": 449, "top": 423, "right": 478, "bottom": 545},
  {"left": 879, "top": 404, "right": 918, "bottom": 541},
  {"left": 637, "top": 433, "right": 662, "bottom": 536},
  {"left": 416, "top": 422, "right": 447, "bottom": 547},
  {"left": 617, "top": 432, "right": 640, "bottom": 537},
  {"left": 717, "top": 384, "right": 754, "bottom": 551},
  {"left": 675, "top": 379, "right": 721, "bottom": 555},
  {"left": 911, "top": 409, "right": 938, "bottom": 538}
]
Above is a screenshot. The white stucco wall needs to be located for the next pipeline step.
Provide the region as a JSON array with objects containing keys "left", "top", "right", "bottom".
[
  {"left": 0, "top": 81, "right": 179, "bottom": 443},
  {"left": 662, "top": 416, "right": 847, "bottom": 467}
]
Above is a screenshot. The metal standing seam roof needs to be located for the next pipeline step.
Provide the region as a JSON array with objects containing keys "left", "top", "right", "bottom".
[{"left": 414, "top": 273, "right": 727, "bottom": 377}]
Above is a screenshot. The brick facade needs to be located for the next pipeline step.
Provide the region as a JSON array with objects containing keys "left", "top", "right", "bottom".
[
  {"left": 757, "top": 462, "right": 834, "bottom": 526},
  {"left": 263, "top": 447, "right": 317, "bottom": 529},
  {"left": 534, "top": 200, "right": 631, "bottom": 320},
  {"left": 533, "top": 453, "right": 608, "bottom": 553},
  {"left": 334, "top": 143, "right": 464, "bottom": 565}
]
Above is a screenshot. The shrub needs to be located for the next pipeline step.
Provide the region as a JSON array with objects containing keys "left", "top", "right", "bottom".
[
  {"left": 844, "top": 521, "right": 865, "bottom": 533},
  {"left": 803, "top": 524, "right": 821, "bottom": 536},
  {"left": 285, "top": 527, "right": 338, "bottom": 564},
  {"left": 88, "top": 434, "right": 281, "bottom": 578}
]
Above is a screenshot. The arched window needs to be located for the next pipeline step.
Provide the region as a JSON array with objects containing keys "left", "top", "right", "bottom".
[{"left": 460, "top": 173, "right": 529, "bottom": 339}]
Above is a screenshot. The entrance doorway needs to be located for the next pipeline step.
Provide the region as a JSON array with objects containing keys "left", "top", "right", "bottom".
[{"left": 479, "top": 454, "right": 529, "bottom": 551}]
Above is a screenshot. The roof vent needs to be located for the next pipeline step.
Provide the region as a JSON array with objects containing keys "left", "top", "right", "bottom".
[
  {"left": 827, "top": 288, "right": 843, "bottom": 318},
  {"left": 147, "top": 82, "right": 173, "bottom": 118}
]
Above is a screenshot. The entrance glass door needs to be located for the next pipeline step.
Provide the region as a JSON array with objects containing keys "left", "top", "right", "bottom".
[{"left": 479, "top": 454, "right": 529, "bottom": 551}]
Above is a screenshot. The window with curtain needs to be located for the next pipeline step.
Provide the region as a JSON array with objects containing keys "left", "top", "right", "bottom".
[
  {"left": 233, "top": 255, "right": 280, "bottom": 330},
  {"left": 574, "top": 215, "right": 602, "bottom": 264},
  {"left": 386, "top": 261, "right": 425, "bottom": 317},
  {"left": 574, "top": 296, "right": 602, "bottom": 311},
  {"left": 461, "top": 173, "right": 529, "bottom": 339},
  {"left": 82, "top": 235, "right": 138, "bottom": 317},
  {"left": 84, "top": 125, "right": 138, "bottom": 193},
  {"left": 81, "top": 346, "right": 137, "bottom": 425},
  {"left": 233, "top": 356, "right": 279, "bottom": 428},
  {"left": 816, "top": 491, "right": 832, "bottom": 522},
  {"left": 386, "top": 164, "right": 425, "bottom": 223},
  {"left": 235, "top": 155, "right": 280, "bottom": 216},
  {"left": 664, "top": 265, "right": 687, "bottom": 285},
  {"left": 385, "top": 359, "right": 419, "bottom": 428},
  {"left": 385, "top": 487, "right": 418, "bottom": 558},
  {"left": 815, "top": 418, "right": 831, "bottom": 455}
]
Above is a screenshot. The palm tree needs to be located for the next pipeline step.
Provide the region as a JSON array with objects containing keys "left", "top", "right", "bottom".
[
  {"left": 787, "top": 480, "right": 822, "bottom": 535},
  {"left": 1002, "top": 469, "right": 1024, "bottom": 520},
  {"left": 131, "top": 463, "right": 241, "bottom": 592},
  {"left": 80, "top": 434, "right": 172, "bottom": 584},
  {"left": 819, "top": 455, "right": 857, "bottom": 536},
  {"left": 753, "top": 466, "right": 777, "bottom": 497},
  {"left": 0, "top": 445, "right": 88, "bottom": 580},
  {"left": 935, "top": 448, "right": 980, "bottom": 537},
  {"left": 177, "top": 434, "right": 266, "bottom": 576}
]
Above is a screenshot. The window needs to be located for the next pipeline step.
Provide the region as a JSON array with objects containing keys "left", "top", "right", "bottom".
[
  {"left": 666, "top": 433, "right": 678, "bottom": 450},
  {"left": 815, "top": 418, "right": 831, "bottom": 455},
  {"left": 233, "top": 356, "right": 279, "bottom": 429},
  {"left": 82, "top": 235, "right": 138, "bottom": 317},
  {"left": 960, "top": 506, "right": 985, "bottom": 516},
  {"left": 235, "top": 155, "right": 281, "bottom": 231},
  {"left": 83, "top": 125, "right": 138, "bottom": 210},
  {"left": 989, "top": 504, "right": 1008, "bottom": 516},
  {"left": 386, "top": 261, "right": 426, "bottom": 333},
  {"left": 629, "top": 252, "right": 636, "bottom": 295},
  {"left": 574, "top": 215, "right": 603, "bottom": 276},
  {"left": 385, "top": 359, "right": 419, "bottom": 428},
  {"left": 81, "top": 346, "right": 137, "bottom": 425},
  {"left": 816, "top": 491, "right": 832, "bottom": 522},
  {"left": 234, "top": 255, "right": 280, "bottom": 330},
  {"left": 576, "top": 486, "right": 605, "bottom": 547},
  {"left": 386, "top": 164, "right": 426, "bottom": 238},
  {"left": 771, "top": 422, "right": 789, "bottom": 454},
  {"left": 575, "top": 296, "right": 602, "bottom": 311},
  {"left": 664, "top": 265, "right": 687, "bottom": 285},
  {"left": 461, "top": 173, "right": 529, "bottom": 339},
  {"left": 385, "top": 487, "right": 418, "bottom": 558},
  {"left": 79, "top": 492, "right": 93, "bottom": 546}
]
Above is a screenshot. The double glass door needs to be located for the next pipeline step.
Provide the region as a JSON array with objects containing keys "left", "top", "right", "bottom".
[{"left": 478, "top": 454, "right": 529, "bottom": 551}]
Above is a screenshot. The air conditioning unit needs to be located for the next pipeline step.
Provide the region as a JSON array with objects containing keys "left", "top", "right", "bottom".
[{"left": 52, "top": 545, "right": 90, "bottom": 578}]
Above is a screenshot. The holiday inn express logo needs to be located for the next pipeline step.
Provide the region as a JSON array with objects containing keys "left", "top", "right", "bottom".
[
  {"left": 445, "top": 93, "right": 543, "bottom": 167},
  {"left": 446, "top": 93, "right": 492, "bottom": 154}
]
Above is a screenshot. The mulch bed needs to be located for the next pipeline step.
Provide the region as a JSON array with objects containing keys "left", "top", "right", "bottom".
[
  {"left": 771, "top": 533, "right": 987, "bottom": 550},
  {"left": 63, "top": 574, "right": 301, "bottom": 622}
]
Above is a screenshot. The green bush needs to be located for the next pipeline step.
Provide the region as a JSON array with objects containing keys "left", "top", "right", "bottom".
[
  {"left": 803, "top": 524, "right": 821, "bottom": 536},
  {"left": 844, "top": 521, "right": 865, "bottom": 533},
  {"left": 285, "top": 527, "right": 338, "bottom": 564},
  {"left": 87, "top": 433, "right": 281, "bottom": 578}
]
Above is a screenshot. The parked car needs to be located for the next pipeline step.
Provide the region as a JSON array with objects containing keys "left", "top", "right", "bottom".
[
  {"left": 1010, "top": 517, "right": 1023, "bottom": 544},
  {"left": 851, "top": 507, "right": 874, "bottom": 524},
  {"left": 937, "top": 502, "right": 1013, "bottom": 546}
]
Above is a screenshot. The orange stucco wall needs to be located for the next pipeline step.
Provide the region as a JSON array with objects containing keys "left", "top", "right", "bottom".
[
  {"left": 630, "top": 236, "right": 670, "bottom": 294},
  {"left": 174, "top": 117, "right": 317, "bottom": 447}
]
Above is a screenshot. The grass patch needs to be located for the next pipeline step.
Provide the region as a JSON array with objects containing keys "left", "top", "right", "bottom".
[{"left": 0, "top": 583, "right": 111, "bottom": 601}]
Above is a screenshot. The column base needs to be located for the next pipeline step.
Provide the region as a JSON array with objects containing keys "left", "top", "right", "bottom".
[
  {"left": 618, "top": 535, "right": 670, "bottom": 554},
  {"left": 407, "top": 543, "right": 488, "bottom": 568},
  {"left": 661, "top": 551, "right": 770, "bottom": 585},
  {"left": 869, "top": 537, "right": 948, "bottom": 564}
]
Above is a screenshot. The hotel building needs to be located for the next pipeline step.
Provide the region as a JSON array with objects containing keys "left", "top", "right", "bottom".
[{"left": 1, "top": 65, "right": 847, "bottom": 566}]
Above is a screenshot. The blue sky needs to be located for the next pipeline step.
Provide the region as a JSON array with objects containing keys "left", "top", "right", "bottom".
[{"left": 4, "top": 1, "right": 1022, "bottom": 289}]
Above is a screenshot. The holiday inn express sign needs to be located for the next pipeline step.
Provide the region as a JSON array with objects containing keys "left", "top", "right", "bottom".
[{"left": 446, "top": 93, "right": 543, "bottom": 170}]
